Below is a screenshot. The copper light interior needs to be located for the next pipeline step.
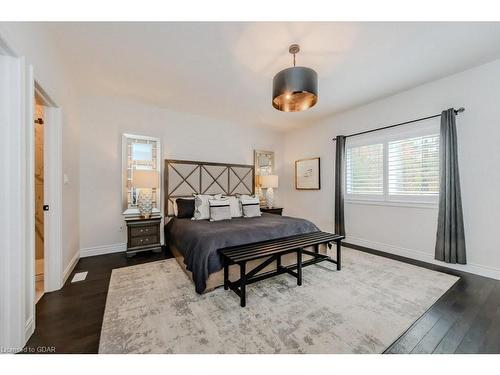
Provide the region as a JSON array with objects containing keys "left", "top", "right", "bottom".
[{"left": 272, "top": 91, "right": 318, "bottom": 112}]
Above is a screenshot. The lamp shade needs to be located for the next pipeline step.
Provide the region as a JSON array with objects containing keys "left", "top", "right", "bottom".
[
  {"left": 260, "top": 174, "right": 279, "bottom": 189},
  {"left": 272, "top": 67, "right": 318, "bottom": 112},
  {"left": 132, "top": 170, "right": 158, "bottom": 188}
]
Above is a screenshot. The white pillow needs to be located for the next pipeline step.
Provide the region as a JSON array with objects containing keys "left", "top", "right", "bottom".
[
  {"left": 192, "top": 194, "right": 213, "bottom": 220},
  {"left": 240, "top": 196, "right": 261, "bottom": 218},
  {"left": 239, "top": 194, "right": 254, "bottom": 200},
  {"left": 208, "top": 198, "right": 232, "bottom": 221},
  {"left": 222, "top": 196, "right": 242, "bottom": 218}
]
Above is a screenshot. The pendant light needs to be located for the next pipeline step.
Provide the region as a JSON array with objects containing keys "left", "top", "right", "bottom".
[{"left": 272, "top": 44, "right": 318, "bottom": 112}]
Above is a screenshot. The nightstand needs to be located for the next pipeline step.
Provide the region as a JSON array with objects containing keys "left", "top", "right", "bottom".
[
  {"left": 125, "top": 217, "right": 162, "bottom": 257},
  {"left": 260, "top": 207, "right": 283, "bottom": 216}
]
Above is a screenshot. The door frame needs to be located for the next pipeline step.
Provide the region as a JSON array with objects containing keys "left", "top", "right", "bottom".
[
  {"left": 0, "top": 33, "right": 64, "bottom": 351},
  {"left": 0, "top": 48, "right": 35, "bottom": 351}
]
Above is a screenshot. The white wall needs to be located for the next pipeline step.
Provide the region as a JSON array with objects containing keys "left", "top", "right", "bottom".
[
  {"left": 79, "top": 95, "right": 285, "bottom": 253},
  {"left": 0, "top": 24, "right": 81, "bottom": 278},
  {"left": 283, "top": 59, "right": 500, "bottom": 279}
]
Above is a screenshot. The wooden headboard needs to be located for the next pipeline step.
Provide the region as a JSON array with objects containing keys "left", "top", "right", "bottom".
[{"left": 164, "top": 159, "right": 255, "bottom": 217}]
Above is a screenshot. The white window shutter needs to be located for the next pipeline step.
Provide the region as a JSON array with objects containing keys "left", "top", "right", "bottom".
[
  {"left": 345, "top": 121, "right": 440, "bottom": 204},
  {"left": 388, "top": 134, "right": 439, "bottom": 197},
  {"left": 346, "top": 143, "right": 384, "bottom": 197}
]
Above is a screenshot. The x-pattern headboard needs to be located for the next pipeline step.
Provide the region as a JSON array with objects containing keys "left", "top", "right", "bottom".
[{"left": 164, "top": 159, "right": 255, "bottom": 217}]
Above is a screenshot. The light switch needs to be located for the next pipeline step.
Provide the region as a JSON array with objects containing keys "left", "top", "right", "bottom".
[{"left": 63, "top": 174, "right": 70, "bottom": 184}]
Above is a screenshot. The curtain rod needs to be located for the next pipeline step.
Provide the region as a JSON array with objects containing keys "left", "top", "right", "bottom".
[{"left": 331, "top": 107, "right": 465, "bottom": 141}]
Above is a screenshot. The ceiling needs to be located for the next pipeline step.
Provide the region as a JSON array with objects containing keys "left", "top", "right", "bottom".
[{"left": 45, "top": 22, "right": 500, "bottom": 131}]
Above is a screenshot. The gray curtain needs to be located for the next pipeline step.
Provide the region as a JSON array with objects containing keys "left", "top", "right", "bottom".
[
  {"left": 435, "top": 108, "right": 466, "bottom": 264},
  {"left": 334, "top": 135, "right": 346, "bottom": 236}
]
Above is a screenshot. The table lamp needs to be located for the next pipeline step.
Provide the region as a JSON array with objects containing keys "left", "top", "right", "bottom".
[
  {"left": 259, "top": 175, "right": 278, "bottom": 208},
  {"left": 132, "top": 170, "right": 158, "bottom": 218}
]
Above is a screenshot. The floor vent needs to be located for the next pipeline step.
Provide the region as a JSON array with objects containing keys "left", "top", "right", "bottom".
[{"left": 71, "top": 271, "right": 88, "bottom": 283}]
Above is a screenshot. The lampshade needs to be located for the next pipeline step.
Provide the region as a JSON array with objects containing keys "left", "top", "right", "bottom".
[
  {"left": 272, "top": 44, "right": 318, "bottom": 112},
  {"left": 132, "top": 170, "right": 158, "bottom": 188},
  {"left": 260, "top": 174, "right": 278, "bottom": 189},
  {"left": 272, "top": 67, "right": 318, "bottom": 112}
]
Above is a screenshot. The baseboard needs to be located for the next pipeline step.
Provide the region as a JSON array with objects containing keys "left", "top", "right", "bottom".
[
  {"left": 25, "top": 316, "right": 34, "bottom": 344},
  {"left": 62, "top": 250, "right": 80, "bottom": 285},
  {"left": 80, "top": 243, "right": 126, "bottom": 258},
  {"left": 344, "top": 236, "right": 500, "bottom": 281}
]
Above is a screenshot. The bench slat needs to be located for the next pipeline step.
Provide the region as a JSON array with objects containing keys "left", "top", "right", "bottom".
[
  {"left": 223, "top": 233, "right": 337, "bottom": 259},
  {"left": 221, "top": 232, "right": 337, "bottom": 256},
  {"left": 220, "top": 231, "right": 341, "bottom": 255},
  {"left": 228, "top": 236, "right": 339, "bottom": 262},
  {"left": 219, "top": 231, "right": 343, "bottom": 263},
  {"left": 220, "top": 231, "right": 324, "bottom": 253},
  {"left": 231, "top": 248, "right": 299, "bottom": 263}
]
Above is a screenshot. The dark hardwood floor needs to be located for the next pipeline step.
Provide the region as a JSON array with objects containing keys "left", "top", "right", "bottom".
[
  {"left": 343, "top": 243, "right": 500, "bottom": 354},
  {"left": 24, "top": 249, "right": 172, "bottom": 354},
  {"left": 23, "top": 244, "right": 500, "bottom": 354}
]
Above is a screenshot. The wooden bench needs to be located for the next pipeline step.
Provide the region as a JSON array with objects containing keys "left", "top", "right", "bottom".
[{"left": 218, "top": 231, "right": 344, "bottom": 307}]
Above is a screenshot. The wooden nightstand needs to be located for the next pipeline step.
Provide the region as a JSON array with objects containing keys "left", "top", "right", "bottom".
[
  {"left": 260, "top": 207, "right": 283, "bottom": 216},
  {"left": 125, "top": 217, "right": 162, "bottom": 257}
]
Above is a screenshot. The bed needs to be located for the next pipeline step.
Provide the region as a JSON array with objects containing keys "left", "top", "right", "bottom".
[{"left": 164, "top": 159, "right": 324, "bottom": 293}]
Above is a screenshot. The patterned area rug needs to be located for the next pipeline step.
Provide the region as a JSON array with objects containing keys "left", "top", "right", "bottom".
[{"left": 99, "top": 248, "right": 458, "bottom": 353}]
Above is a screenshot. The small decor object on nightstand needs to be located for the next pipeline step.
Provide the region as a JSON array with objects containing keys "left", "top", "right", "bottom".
[
  {"left": 260, "top": 174, "right": 279, "bottom": 208},
  {"left": 125, "top": 217, "right": 162, "bottom": 257},
  {"left": 132, "top": 169, "right": 158, "bottom": 219},
  {"left": 295, "top": 157, "right": 320, "bottom": 190}
]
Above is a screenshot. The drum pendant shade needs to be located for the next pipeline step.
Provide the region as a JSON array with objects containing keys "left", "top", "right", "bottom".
[{"left": 272, "top": 44, "right": 318, "bottom": 112}]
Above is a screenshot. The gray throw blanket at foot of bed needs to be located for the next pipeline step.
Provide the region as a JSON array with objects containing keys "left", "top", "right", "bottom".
[{"left": 165, "top": 213, "right": 319, "bottom": 293}]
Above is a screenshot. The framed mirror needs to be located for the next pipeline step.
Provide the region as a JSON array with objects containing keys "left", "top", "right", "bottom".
[{"left": 122, "top": 133, "right": 161, "bottom": 216}]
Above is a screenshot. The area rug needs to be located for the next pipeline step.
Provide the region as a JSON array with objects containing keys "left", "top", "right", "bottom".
[{"left": 99, "top": 248, "right": 458, "bottom": 353}]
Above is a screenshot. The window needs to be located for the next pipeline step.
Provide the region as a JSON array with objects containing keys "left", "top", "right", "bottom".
[
  {"left": 345, "top": 122, "right": 439, "bottom": 204},
  {"left": 388, "top": 134, "right": 439, "bottom": 197},
  {"left": 122, "top": 134, "right": 161, "bottom": 215},
  {"left": 346, "top": 143, "right": 384, "bottom": 197}
]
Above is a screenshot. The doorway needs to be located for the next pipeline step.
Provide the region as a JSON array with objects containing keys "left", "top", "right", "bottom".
[
  {"left": 34, "top": 100, "right": 45, "bottom": 303},
  {"left": 33, "top": 83, "right": 64, "bottom": 299}
]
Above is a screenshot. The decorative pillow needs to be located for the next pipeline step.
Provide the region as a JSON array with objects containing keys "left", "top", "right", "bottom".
[
  {"left": 238, "top": 194, "right": 254, "bottom": 200},
  {"left": 175, "top": 198, "right": 195, "bottom": 219},
  {"left": 222, "top": 195, "right": 242, "bottom": 217},
  {"left": 240, "top": 196, "right": 261, "bottom": 218},
  {"left": 209, "top": 198, "right": 232, "bottom": 221},
  {"left": 192, "top": 194, "right": 213, "bottom": 220}
]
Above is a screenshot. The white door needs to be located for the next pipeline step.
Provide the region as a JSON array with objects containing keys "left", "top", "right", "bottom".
[{"left": 40, "top": 103, "right": 63, "bottom": 293}]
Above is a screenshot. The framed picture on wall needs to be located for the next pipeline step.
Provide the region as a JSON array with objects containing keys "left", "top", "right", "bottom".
[{"left": 295, "top": 157, "right": 320, "bottom": 190}]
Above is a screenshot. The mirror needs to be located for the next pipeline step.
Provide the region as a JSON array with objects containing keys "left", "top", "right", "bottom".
[{"left": 122, "top": 134, "right": 161, "bottom": 216}]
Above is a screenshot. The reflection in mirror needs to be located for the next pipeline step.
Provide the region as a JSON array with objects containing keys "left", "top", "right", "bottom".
[{"left": 132, "top": 143, "right": 152, "bottom": 162}]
